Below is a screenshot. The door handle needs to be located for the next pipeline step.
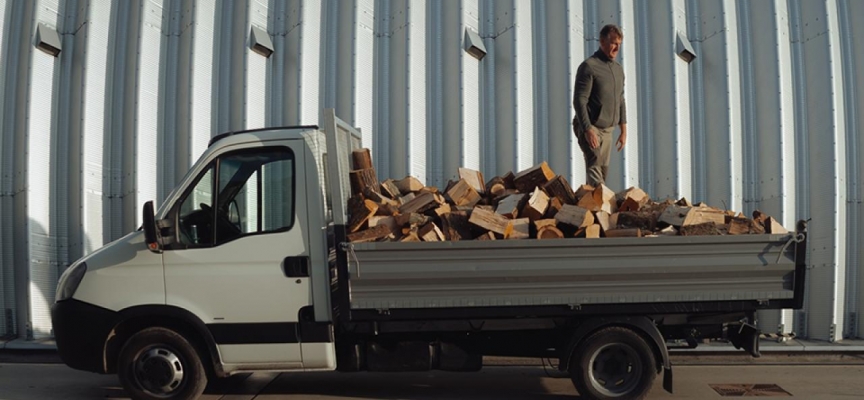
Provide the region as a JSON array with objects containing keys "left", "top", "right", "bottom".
[{"left": 283, "top": 256, "right": 310, "bottom": 277}]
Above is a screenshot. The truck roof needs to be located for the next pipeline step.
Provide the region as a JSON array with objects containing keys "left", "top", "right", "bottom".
[{"left": 208, "top": 125, "right": 320, "bottom": 147}]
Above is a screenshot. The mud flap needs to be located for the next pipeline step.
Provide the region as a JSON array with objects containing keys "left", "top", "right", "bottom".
[
  {"left": 729, "top": 322, "right": 761, "bottom": 358},
  {"left": 663, "top": 366, "right": 673, "bottom": 394}
]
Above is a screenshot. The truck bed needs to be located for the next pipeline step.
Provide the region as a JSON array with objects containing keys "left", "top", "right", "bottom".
[{"left": 345, "top": 233, "right": 802, "bottom": 313}]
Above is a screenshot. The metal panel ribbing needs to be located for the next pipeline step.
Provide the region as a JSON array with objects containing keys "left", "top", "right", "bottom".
[
  {"left": 542, "top": 0, "right": 576, "bottom": 184},
  {"left": 532, "top": 1, "right": 549, "bottom": 167},
  {"left": 618, "top": 0, "right": 639, "bottom": 191},
  {"left": 268, "top": 0, "right": 287, "bottom": 125},
  {"left": 838, "top": 0, "right": 862, "bottom": 340},
  {"left": 440, "top": 0, "right": 464, "bottom": 183},
  {"left": 796, "top": 0, "right": 848, "bottom": 342},
  {"left": 354, "top": 0, "right": 375, "bottom": 150},
  {"left": 406, "top": 0, "right": 426, "bottom": 181},
  {"left": 213, "top": 0, "right": 247, "bottom": 135},
  {"left": 672, "top": 0, "right": 692, "bottom": 201},
  {"left": 81, "top": 0, "right": 109, "bottom": 255},
  {"left": 634, "top": 1, "right": 654, "bottom": 195},
  {"left": 299, "top": 0, "right": 321, "bottom": 126},
  {"left": 514, "top": 1, "right": 533, "bottom": 171},
  {"left": 492, "top": 1, "right": 533, "bottom": 174},
  {"left": 320, "top": 0, "right": 337, "bottom": 112},
  {"left": 375, "top": 0, "right": 392, "bottom": 178},
  {"left": 0, "top": 0, "right": 16, "bottom": 336},
  {"left": 158, "top": 0, "right": 188, "bottom": 199},
  {"left": 427, "top": 1, "right": 443, "bottom": 187},
  {"left": 567, "top": 0, "right": 585, "bottom": 187},
  {"left": 685, "top": 0, "right": 705, "bottom": 202},
  {"left": 190, "top": 0, "right": 215, "bottom": 167},
  {"left": 136, "top": 0, "right": 162, "bottom": 216},
  {"left": 246, "top": 0, "right": 266, "bottom": 130},
  {"left": 27, "top": 0, "right": 60, "bottom": 339},
  {"left": 461, "top": 0, "right": 481, "bottom": 173},
  {"left": 480, "top": 0, "right": 496, "bottom": 175}
]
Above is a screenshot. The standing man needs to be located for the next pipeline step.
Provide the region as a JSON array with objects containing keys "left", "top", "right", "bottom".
[{"left": 573, "top": 24, "right": 627, "bottom": 187}]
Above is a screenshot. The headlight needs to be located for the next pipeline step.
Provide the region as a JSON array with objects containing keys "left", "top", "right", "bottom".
[{"left": 55, "top": 261, "right": 87, "bottom": 302}]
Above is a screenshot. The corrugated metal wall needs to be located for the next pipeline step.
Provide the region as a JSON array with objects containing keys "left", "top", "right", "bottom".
[{"left": 0, "top": 0, "right": 861, "bottom": 342}]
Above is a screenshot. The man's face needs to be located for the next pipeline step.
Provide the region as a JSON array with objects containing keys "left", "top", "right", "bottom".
[{"left": 600, "top": 33, "right": 622, "bottom": 60}]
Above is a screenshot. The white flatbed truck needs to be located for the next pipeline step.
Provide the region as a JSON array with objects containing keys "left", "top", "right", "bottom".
[{"left": 51, "top": 109, "right": 807, "bottom": 400}]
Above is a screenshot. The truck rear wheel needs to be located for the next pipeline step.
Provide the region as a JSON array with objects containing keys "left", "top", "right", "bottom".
[
  {"left": 117, "top": 327, "right": 207, "bottom": 400},
  {"left": 568, "top": 327, "right": 656, "bottom": 400}
]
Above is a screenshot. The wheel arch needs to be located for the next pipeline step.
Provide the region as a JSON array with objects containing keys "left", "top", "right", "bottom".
[
  {"left": 558, "top": 316, "right": 670, "bottom": 375},
  {"left": 105, "top": 305, "right": 224, "bottom": 377}
]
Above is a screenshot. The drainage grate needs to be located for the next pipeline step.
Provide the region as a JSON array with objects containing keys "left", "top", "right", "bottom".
[{"left": 709, "top": 384, "right": 792, "bottom": 397}]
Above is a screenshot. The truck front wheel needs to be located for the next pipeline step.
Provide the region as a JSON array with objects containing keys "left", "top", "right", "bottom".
[
  {"left": 568, "top": 327, "right": 656, "bottom": 400},
  {"left": 117, "top": 327, "right": 207, "bottom": 400}
]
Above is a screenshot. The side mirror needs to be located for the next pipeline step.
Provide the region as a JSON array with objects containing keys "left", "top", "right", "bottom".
[{"left": 143, "top": 201, "right": 161, "bottom": 252}]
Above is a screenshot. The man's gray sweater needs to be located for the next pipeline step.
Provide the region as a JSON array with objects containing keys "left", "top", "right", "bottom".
[{"left": 573, "top": 50, "right": 627, "bottom": 134}]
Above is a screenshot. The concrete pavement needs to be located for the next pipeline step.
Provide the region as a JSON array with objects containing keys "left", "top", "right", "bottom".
[{"left": 2, "top": 360, "right": 864, "bottom": 399}]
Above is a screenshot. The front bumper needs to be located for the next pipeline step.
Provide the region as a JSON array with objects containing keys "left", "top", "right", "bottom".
[{"left": 51, "top": 299, "right": 119, "bottom": 373}]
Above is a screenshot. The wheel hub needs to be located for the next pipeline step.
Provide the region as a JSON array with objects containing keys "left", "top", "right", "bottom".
[
  {"left": 589, "top": 343, "right": 642, "bottom": 397},
  {"left": 135, "top": 347, "right": 185, "bottom": 396}
]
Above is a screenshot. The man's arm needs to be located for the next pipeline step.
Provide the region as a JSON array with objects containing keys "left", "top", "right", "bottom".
[
  {"left": 573, "top": 62, "right": 598, "bottom": 148},
  {"left": 573, "top": 62, "right": 594, "bottom": 135},
  {"left": 616, "top": 72, "right": 627, "bottom": 151}
]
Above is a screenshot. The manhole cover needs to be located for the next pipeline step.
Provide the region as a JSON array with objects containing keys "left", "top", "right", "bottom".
[{"left": 709, "top": 384, "right": 792, "bottom": 397}]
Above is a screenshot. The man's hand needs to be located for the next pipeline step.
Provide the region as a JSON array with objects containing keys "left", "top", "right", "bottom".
[
  {"left": 586, "top": 128, "right": 600, "bottom": 149},
  {"left": 616, "top": 124, "right": 627, "bottom": 152}
]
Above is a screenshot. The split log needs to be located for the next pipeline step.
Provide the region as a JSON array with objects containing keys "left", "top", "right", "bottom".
[
  {"left": 476, "top": 232, "right": 497, "bottom": 240},
  {"left": 544, "top": 197, "right": 563, "bottom": 219},
  {"left": 605, "top": 228, "right": 642, "bottom": 238},
  {"left": 441, "top": 211, "right": 474, "bottom": 241},
  {"left": 399, "top": 193, "right": 416, "bottom": 206},
  {"left": 459, "top": 167, "right": 486, "bottom": 195},
  {"left": 658, "top": 205, "right": 691, "bottom": 227},
  {"left": 615, "top": 211, "right": 658, "bottom": 231},
  {"left": 513, "top": 162, "right": 556, "bottom": 193},
  {"left": 679, "top": 222, "right": 721, "bottom": 236},
  {"left": 380, "top": 179, "right": 402, "bottom": 199},
  {"left": 433, "top": 203, "right": 452, "bottom": 217},
  {"left": 347, "top": 224, "right": 391, "bottom": 242},
  {"left": 521, "top": 188, "right": 550, "bottom": 221},
  {"left": 592, "top": 185, "right": 617, "bottom": 214},
  {"left": 395, "top": 176, "right": 424, "bottom": 195},
  {"left": 446, "top": 179, "right": 482, "bottom": 207},
  {"left": 375, "top": 203, "right": 399, "bottom": 216},
  {"left": 537, "top": 225, "right": 564, "bottom": 239},
  {"left": 657, "top": 226, "right": 678, "bottom": 236},
  {"left": 400, "top": 233, "right": 420, "bottom": 242},
  {"left": 594, "top": 211, "right": 611, "bottom": 233},
  {"left": 542, "top": 175, "right": 576, "bottom": 205},
  {"left": 348, "top": 197, "right": 379, "bottom": 233},
  {"left": 618, "top": 187, "right": 649, "bottom": 212},
  {"left": 395, "top": 213, "right": 430, "bottom": 229},
  {"left": 574, "top": 184, "right": 594, "bottom": 201},
  {"left": 676, "top": 197, "right": 693, "bottom": 207},
  {"left": 534, "top": 219, "right": 558, "bottom": 230},
  {"left": 765, "top": 217, "right": 788, "bottom": 234},
  {"left": 485, "top": 176, "right": 507, "bottom": 197},
  {"left": 501, "top": 172, "right": 516, "bottom": 190},
  {"left": 555, "top": 205, "right": 595, "bottom": 231},
  {"left": 686, "top": 208, "right": 726, "bottom": 226},
  {"left": 504, "top": 218, "right": 530, "bottom": 239},
  {"left": 726, "top": 217, "right": 752, "bottom": 235},
  {"left": 496, "top": 193, "right": 527, "bottom": 219},
  {"left": 350, "top": 169, "right": 379, "bottom": 196},
  {"left": 469, "top": 207, "right": 511, "bottom": 236},
  {"left": 418, "top": 222, "right": 445, "bottom": 241},
  {"left": 369, "top": 216, "right": 398, "bottom": 234},
  {"left": 352, "top": 148, "right": 374, "bottom": 170},
  {"left": 575, "top": 224, "right": 601, "bottom": 239}
]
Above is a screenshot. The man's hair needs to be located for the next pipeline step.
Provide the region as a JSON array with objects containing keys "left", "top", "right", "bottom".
[{"left": 600, "top": 24, "right": 623, "bottom": 40}]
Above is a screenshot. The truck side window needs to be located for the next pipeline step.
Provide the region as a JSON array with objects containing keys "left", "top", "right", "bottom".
[
  {"left": 176, "top": 147, "right": 295, "bottom": 247},
  {"left": 178, "top": 168, "right": 215, "bottom": 245}
]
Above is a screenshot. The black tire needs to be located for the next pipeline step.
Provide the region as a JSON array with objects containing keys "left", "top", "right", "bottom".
[
  {"left": 569, "top": 327, "right": 657, "bottom": 400},
  {"left": 117, "top": 327, "right": 207, "bottom": 400}
]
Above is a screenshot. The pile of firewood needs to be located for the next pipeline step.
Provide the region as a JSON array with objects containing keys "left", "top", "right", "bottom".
[{"left": 346, "top": 149, "right": 789, "bottom": 243}]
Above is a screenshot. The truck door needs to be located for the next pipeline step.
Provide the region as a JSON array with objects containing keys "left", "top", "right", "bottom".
[{"left": 162, "top": 141, "right": 311, "bottom": 367}]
